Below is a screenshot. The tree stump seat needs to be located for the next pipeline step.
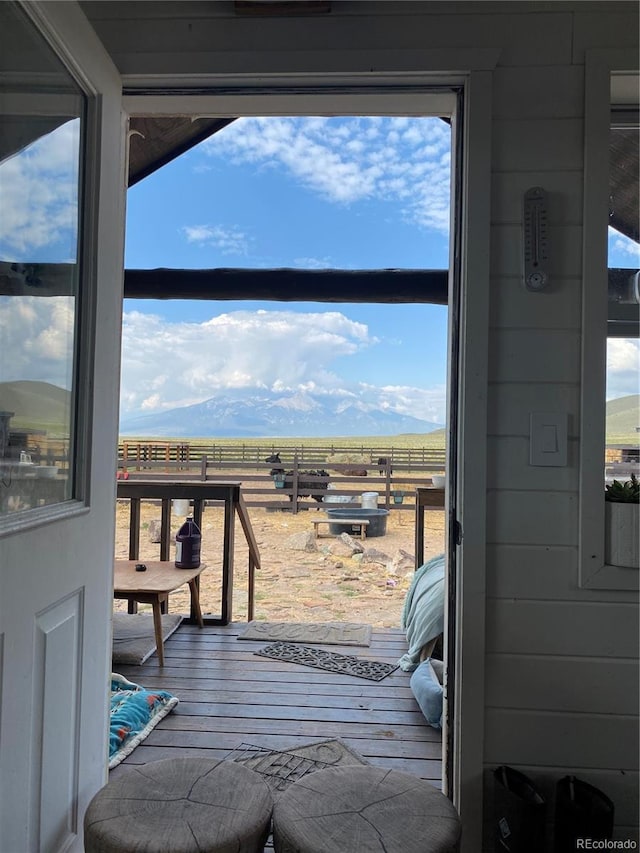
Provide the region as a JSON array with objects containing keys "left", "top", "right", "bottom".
[
  {"left": 84, "top": 757, "right": 273, "bottom": 853},
  {"left": 272, "top": 765, "right": 461, "bottom": 853}
]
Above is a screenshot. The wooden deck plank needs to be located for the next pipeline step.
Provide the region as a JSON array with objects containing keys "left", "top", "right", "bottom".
[
  {"left": 172, "top": 702, "right": 426, "bottom": 725},
  {"left": 111, "top": 746, "right": 443, "bottom": 784},
  {"left": 115, "top": 733, "right": 440, "bottom": 760},
  {"left": 169, "top": 623, "right": 409, "bottom": 649},
  {"left": 119, "top": 665, "right": 412, "bottom": 686},
  {"left": 153, "top": 718, "right": 435, "bottom": 740},
  {"left": 161, "top": 652, "right": 411, "bottom": 666},
  {"left": 167, "top": 641, "right": 408, "bottom": 654},
  {"left": 158, "top": 642, "right": 402, "bottom": 666},
  {"left": 120, "top": 688, "right": 419, "bottom": 711},
  {"left": 130, "top": 675, "right": 416, "bottom": 698},
  {"left": 113, "top": 623, "right": 443, "bottom": 789}
]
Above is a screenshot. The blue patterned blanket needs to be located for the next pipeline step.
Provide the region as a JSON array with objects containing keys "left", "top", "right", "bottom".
[{"left": 109, "top": 673, "right": 179, "bottom": 769}]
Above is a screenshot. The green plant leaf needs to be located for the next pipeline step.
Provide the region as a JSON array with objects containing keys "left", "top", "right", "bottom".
[{"left": 605, "top": 473, "right": 639, "bottom": 503}]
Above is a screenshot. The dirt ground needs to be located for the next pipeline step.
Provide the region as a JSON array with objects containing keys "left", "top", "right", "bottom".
[{"left": 114, "top": 499, "right": 445, "bottom": 629}]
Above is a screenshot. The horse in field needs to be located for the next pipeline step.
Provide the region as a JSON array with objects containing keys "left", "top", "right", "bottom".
[
  {"left": 377, "top": 456, "right": 393, "bottom": 475},
  {"left": 265, "top": 453, "right": 330, "bottom": 502}
]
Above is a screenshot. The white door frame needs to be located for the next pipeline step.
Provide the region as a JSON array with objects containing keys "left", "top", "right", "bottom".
[
  {"left": 122, "top": 74, "right": 492, "bottom": 853},
  {"left": 448, "top": 70, "right": 492, "bottom": 849}
]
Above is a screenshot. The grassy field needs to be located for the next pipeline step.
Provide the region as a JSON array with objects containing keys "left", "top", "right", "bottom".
[
  {"left": 119, "top": 429, "right": 448, "bottom": 452},
  {"left": 119, "top": 420, "right": 640, "bottom": 453}
]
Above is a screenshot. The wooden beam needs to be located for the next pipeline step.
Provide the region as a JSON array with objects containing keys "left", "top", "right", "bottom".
[
  {"left": 1, "top": 261, "right": 449, "bottom": 303},
  {"left": 124, "top": 267, "right": 449, "bottom": 304},
  {"left": 6, "top": 263, "right": 635, "bottom": 305},
  {"left": 233, "top": 1, "right": 331, "bottom": 15}
]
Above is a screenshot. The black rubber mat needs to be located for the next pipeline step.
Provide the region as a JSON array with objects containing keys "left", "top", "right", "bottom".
[
  {"left": 255, "top": 641, "right": 399, "bottom": 681},
  {"left": 227, "top": 739, "right": 369, "bottom": 794}
]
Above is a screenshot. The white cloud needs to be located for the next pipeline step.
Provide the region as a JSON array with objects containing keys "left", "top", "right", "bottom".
[
  {"left": 0, "top": 120, "right": 80, "bottom": 260},
  {"left": 292, "top": 256, "right": 335, "bottom": 269},
  {"left": 120, "top": 308, "right": 371, "bottom": 413},
  {"left": 608, "top": 228, "right": 640, "bottom": 264},
  {"left": 202, "top": 116, "right": 451, "bottom": 234},
  {"left": 181, "top": 224, "right": 249, "bottom": 255},
  {"left": 357, "top": 381, "right": 446, "bottom": 424},
  {"left": 0, "top": 298, "right": 448, "bottom": 424},
  {"left": 0, "top": 295, "right": 75, "bottom": 387},
  {"left": 607, "top": 338, "right": 640, "bottom": 399},
  {"left": 118, "top": 308, "right": 446, "bottom": 423}
]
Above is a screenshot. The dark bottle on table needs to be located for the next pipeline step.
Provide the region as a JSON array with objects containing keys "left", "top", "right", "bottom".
[{"left": 175, "top": 516, "right": 201, "bottom": 569}]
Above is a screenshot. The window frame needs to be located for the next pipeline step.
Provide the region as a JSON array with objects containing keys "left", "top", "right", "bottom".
[
  {"left": 0, "top": 2, "right": 99, "bottom": 536},
  {"left": 579, "top": 48, "right": 639, "bottom": 590}
]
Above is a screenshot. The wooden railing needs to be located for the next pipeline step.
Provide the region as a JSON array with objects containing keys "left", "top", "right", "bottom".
[
  {"left": 116, "top": 456, "right": 447, "bottom": 515},
  {"left": 118, "top": 440, "right": 447, "bottom": 469},
  {"left": 116, "top": 480, "right": 260, "bottom": 624}
]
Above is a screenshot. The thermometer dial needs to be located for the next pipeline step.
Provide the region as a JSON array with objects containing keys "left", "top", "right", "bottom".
[{"left": 523, "top": 187, "right": 549, "bottom": 291}]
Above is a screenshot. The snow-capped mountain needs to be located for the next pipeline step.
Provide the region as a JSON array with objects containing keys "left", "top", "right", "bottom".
[{"left": 120, "top": 390, "right": 443, "bottom": 437}]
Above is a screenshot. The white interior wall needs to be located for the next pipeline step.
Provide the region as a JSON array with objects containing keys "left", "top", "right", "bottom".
[
  {"left": 486, "top": 8, "right": 638, "bottom": 843},
  {"left": 79, "top": 0, "right": 640, "bottom": 846}
]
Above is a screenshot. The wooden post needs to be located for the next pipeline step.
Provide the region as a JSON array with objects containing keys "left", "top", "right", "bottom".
[
  {"left": 247, "top": 555, "right": 255, "bottom": 622},
  {"left": 128, "top": 498, "right": 140, "bottom": 561},
  {"left": 292, "top": 456, "right": 299, "bottom": 514},
  {"left": 160, "top": 498, "right": 171, "bottom": 563},
  {"left": 384, "top": 460, "right": 392, "bottom": 508},
  {"left": 221, "top": 493, "right": 235, "bottom": 624}
]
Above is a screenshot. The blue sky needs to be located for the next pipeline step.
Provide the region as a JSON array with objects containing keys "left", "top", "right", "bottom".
[
  {"left": 122, "top": 116, "right": 452, "bottom": 425},
  {"left": 1, "top": 115, "right": 638, "bottom": 428}
]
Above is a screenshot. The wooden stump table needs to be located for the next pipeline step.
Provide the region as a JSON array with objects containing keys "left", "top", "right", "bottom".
[
  {"left": 84, "top": 757, "right": 273, "bottom": 853},
  {"left": 272, "top": 765, "right": 461, "bottom": 853}
]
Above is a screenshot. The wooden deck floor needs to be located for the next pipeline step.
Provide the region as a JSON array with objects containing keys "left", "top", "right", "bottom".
[{"left": 111, "top": 622, "right": 443, "bottom": 788}]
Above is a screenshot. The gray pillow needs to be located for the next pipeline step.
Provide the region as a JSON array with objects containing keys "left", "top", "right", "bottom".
[{"left": 410, "top": 659, "right": 443, "bottom": 729}]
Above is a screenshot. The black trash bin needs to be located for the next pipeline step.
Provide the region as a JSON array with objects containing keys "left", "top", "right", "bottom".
[
  {"left": 494, "top": 765, "right": 546, "bottom": 853},
  {"left": 554, "top": 776, "right": 614, "bottom": 852}
]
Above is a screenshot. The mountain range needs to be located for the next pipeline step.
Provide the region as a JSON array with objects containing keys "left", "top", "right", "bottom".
[
  {"left": 119, "top": 390, "right": 444, "bottom": 438},
  {"left": 0, "top": 380, "right": 71, "bottom": 434},
  {"left": 1, "top": 381, "right": 637, "bottom": 440},
  {"left": 605, "top": 393, "right": 640, "bottom": 436}
]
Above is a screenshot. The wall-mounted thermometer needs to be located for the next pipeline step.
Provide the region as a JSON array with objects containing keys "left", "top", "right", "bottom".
[{"left": 523, "top": 186, "right": 549, "bottom": 291}]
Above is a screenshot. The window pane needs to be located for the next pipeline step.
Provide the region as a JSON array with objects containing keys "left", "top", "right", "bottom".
[
  {"left": 0, "top": 4, "right": 85, "bottom": 517},
  {"left": 606, "top": 113, "right": 639, "bottom": 486}
]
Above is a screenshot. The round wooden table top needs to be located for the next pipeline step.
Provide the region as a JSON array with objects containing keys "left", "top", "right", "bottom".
[
  {"left": 84, "top": 757, "right": 273, "bottom": 853},
  {"left": 273, "top": 765, "right": 461, "bottom": 853}
]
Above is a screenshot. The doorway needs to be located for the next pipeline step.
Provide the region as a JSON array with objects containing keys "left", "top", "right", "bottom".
[{"left": 120, "top": 87, "right": 463, "bottom": 797}]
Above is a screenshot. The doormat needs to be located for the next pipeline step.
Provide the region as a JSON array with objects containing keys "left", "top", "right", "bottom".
[
  {"left": 112, "top": 612, "right": 183, "bottom": 665},
  {"left": 237, "top": 621, "right": 372, "bottom": 647},
  {"left": 255, "top": 642, "right": 398, "bottom": 681},
  {"left": 227, "top": 738, "right": 369, "bottom": 794}
]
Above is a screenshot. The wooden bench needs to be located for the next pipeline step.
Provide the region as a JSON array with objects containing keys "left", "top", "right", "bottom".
[{"left": 312, "top": 517, "right": 369, "bottom": 540}]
